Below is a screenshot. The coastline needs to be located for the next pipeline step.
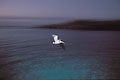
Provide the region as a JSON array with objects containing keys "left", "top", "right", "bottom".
[{"left": 34, "top": 20, "right": 120, "bottom": 31}]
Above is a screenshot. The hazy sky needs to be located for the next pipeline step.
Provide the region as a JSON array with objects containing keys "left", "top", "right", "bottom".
[{"left": 0, "top": 0, "right": 120, "bottom": 20}]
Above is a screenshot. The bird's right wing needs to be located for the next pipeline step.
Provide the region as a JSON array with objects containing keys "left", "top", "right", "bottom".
[{"left": 52, "top": 35, "right": 58, "bottom": 41}]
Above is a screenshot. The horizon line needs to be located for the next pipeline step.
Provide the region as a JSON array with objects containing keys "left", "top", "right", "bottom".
[{"left": 0, "top": 16, "right": 120, "bottom": 21}]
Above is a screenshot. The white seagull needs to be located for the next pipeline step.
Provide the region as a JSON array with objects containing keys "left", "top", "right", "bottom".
[{"left": 52, "top": 34, "right": 65, "bottom": 50}]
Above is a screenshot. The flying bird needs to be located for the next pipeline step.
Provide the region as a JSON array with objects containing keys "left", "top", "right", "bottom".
[{"left": 52, "top": 34, "right": 65, "bottom": 50}]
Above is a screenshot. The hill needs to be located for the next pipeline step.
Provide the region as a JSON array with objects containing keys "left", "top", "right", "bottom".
[{"left": 34, "top": 20, "right": 120, "bottom": 31}]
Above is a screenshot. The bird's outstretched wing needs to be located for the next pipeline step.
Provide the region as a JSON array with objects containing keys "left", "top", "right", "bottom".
[{"left": 52, "top": 35, "right": 58, "bottom": 41}]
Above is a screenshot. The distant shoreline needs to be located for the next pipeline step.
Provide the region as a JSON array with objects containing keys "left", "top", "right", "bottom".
[{"left": 34, "top": 20, "right": 120, "bottom": 31}]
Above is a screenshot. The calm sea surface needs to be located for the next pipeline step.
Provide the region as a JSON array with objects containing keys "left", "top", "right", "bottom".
[{"left": 0, "top": 29, "right": 120, "bottom": 80}]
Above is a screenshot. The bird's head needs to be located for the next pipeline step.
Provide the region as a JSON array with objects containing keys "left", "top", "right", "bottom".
[{"left": 60, "top": 40, "right": 65, "bottom": 44}]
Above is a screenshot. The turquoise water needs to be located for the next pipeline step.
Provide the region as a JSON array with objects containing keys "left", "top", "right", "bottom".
[{"left": 0, "top": 29, "right": 120, "bottom": 80}]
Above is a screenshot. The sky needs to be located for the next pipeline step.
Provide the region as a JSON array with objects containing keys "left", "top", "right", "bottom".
[{"left": 0, "top": 0, "right": 120, "bottom": 20}]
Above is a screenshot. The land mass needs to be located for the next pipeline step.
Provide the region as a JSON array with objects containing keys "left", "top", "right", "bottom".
[{"left": 34, "top": 20, "right": 120, "bottom": 31}]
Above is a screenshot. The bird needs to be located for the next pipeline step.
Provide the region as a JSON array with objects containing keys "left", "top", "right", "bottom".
[{"left": 52, "top": 34, "right": 65, "bottom": 50}]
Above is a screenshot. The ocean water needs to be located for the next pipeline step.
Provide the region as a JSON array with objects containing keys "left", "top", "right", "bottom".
[{"left": 0, "top": 29, "right": 120, "bottom": 80}]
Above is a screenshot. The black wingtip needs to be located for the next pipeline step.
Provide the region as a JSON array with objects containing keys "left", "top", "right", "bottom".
[{"left": 59, "top": 43, "right": 66, "bottom": 51}]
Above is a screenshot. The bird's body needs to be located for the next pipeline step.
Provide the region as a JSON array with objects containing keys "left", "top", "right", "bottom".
[
  {"left": 53, "top": 39, "right": 64, "bottom": 44},
  {"left": 52, "top": 34, "right": 65, "bottom": 50}
]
